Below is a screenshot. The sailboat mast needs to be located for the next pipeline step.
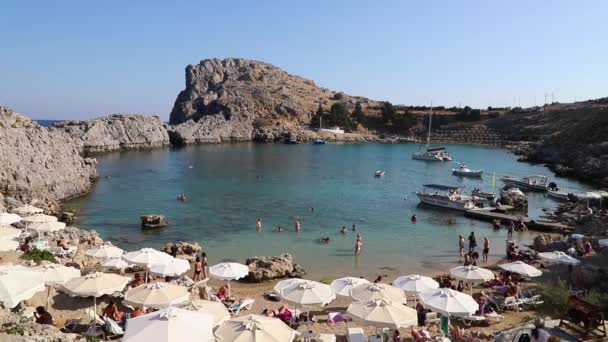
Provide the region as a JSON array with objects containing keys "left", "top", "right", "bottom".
[{"left": 427, "top": 101, "right": 433, "bottom": 148}]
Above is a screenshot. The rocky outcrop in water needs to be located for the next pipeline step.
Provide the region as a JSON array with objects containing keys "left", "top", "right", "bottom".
[
  {"left": 52, "top": 114, "right": 170, "bottom": 153},
  {"left": 168, "top": 58, "right": 378, "bottom": 144},
  {"left": 0, "top": 105, "right": 97, "bottom": 212},
  {"left": 161, "top": 241, "right": 202, "bottom": 260},
  {"left": 245, "top": 253, "right": 305, "bottom": 282}
]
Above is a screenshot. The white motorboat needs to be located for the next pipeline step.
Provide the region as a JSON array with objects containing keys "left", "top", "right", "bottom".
[
  {"left": 416, "top": 191, "right": 476, "bottom": 211},
  {"left": 501, "top": 175, "right": 548, "bottom": 192},
  {"left": 412, "top": 104, "right": 452, "bottom": 161},
  {"left": 374, "top": 170, "right": 385, "bottom": 177},
  {"left": 452, "top": 163, "right": 483, "bottom": 177},
  {"left": 547, "top": 189, "right": 570, "bottom": 201}
]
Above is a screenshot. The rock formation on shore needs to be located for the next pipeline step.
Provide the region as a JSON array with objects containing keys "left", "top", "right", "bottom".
[
  {"left": 0, "top": 105, "right": 97, "bottom": 212},
  {"left": 245, "top": 253, "right": 305, "bottom": 282},
  {"left": 51, "top": 114, "right": 170, "bottom": 153},
  {"left": 168, "top": 58, "right": 378, "bottom": 144}
]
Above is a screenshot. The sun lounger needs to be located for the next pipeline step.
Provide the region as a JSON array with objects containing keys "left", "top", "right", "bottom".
[
  {"left": 347, "top": 327, "right": 366, "bottom": 342},
  {"left": 228, "top": 298, "right": 254, "bottom": 315},
  {"left": 503, "top": 296, "right": 524, "bottom": 311},
  {"left": 461, "top": 314, "right": 486, "bottom": 327},
  {"left": 522, "top": 294, "right": 544, "bottom": 309},
  {"left": 104, "top": 316, "right": 124, "bottom": 340}
]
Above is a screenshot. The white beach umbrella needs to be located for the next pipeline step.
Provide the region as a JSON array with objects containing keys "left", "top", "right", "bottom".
[
  {"left": 538, "top": 251, "right": 581, "bottom": 265},
  {"left": 347, "top": 298, "right": 418, "bottom": 329},
  {"left": 36, "top": 264, "right": 81, "bottom": 286},
  {"left": 498, "top": 261, "right": 542, "bottom": 277},
  {"left": 149, "top": 257, "right": 190, "bottom": 277},
  {"left": 279, "top": 279, "right": 336, "bottom": 306},
  {"left": 0, "top": 226, "right": 22, "bottom": 240},
  {"left": 86, "top": 245, "right": 124, "bottom": 259},
  {"left": 0, "top": 213, "right": 21, "bottom": 225},
  {"left": 124, "top": 282, "right": 189, "bottom": 309},
  {"left": 350, "top": 283, "right": 406, "bottom": 303},
  {"left": 449, "top": 266, "right": 494, "bottom": 283},
  {"left": 123, "top": 307, "right": 214, "bottom": 342},
  {"left": 214, "top": 314, "right": 298, "bottom": 342},
  {"left": 0, "top": 239, "right": 19, "bottom": 252},
  {"left": 0, "top": 266, "right": 46, "bottom": 308},
  {"left": 418, "top": 288, "right": 478, "bottom": 317},
  {"left": 191, "top": 299, "right": 231, "bottom": 326},
  {"left": 571, "top": 234, "right": 585, "bottom": 240},
  {"left": 273, "top": 278, "right": 306, "bottom": 294},
  {"left": 331, "top": 277, "right": 371, "bottom": 297},
  {"left": 599, "top": 239, "right": 608, "bottom": 248},
  {"left": 11, "top": 205, "right": 43, "bottom": 216},
  {"left": 393, "top": 275, "right": 440, "bottom": 295},
  {"left": 60, "top": 272, "right": 129, "bottom": 315},
  {"left": 122, "top": 248, "right": 173, "bottom": 267},
  {"left": 209, "top": 262, "right": 249, "bottom": 281},
  {"left": 101, "top": 257, "right": 133, "bottom": 270},
  {"left": 29, "top": 221, "right": 66, "bottom": 233},
  {"left": 22, "top": 214, "right": 57, "bottom": 224},
  {"left": 449, "top": 265, "right": 494, "bottom": 294}
]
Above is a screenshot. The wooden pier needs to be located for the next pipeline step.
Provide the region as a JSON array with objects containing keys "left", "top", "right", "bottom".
[{"left": 464, "top": 207, "right": 573, "bottom": 234}]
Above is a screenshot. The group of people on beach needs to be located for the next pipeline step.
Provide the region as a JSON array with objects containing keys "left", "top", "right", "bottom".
[{"left": 459, "top": 232, "right": 491, "bottom": 263}]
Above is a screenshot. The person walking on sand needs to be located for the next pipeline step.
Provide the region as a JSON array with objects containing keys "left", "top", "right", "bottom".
[
  {"left": 482, "top": 237, "right": 490, "bottom": 262},
  {"left": 468, "top": 232, "right": 477, "bottom": 253},
  {"left": 294, "top": 220, "right": 301, "bottom": 232},
  {"left": 458, "top": 235, "right": 465, "bottom": 257},
  {"left": 355, "top": 234, "right": 363, "bottom": 255},
  {"left": 256, "top": 218, "right": 262, "bottom": 230}
]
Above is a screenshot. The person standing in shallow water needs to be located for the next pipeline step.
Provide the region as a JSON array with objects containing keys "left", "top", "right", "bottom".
[
  {"left": 256, "top": 218, "right": 262, "bottom": 230},
  {"left": 458, "top": 235, "right": 465, "bottom": 258},
  {"left": 411, "top": 214, "right": 417, "bottom": 223},
  {"left": 201, "top": 252, "right": 208, "bottom": 279},
  {"left": 468, "top": 232, "right": 477, "bottom": 253},
  {"left": 355, "top": 234, "right": 363, "bottom": 255},
  {"left": 294, "top": 220, "right": 301, "bottom": 232},
  {"left": 482, "top": 237, "right": 490, "bottom": 262}
]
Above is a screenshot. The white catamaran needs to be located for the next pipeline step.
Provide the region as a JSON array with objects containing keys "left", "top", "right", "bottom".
[{"left": 412, "top": 104, "right": 452, "bottom": 161}]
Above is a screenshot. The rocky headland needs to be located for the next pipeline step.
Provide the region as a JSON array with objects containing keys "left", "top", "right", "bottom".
[
  {"left": 0, "top": 105, "right": 97, "bottom": 213},
  {"left": 51, "top": 114, "right": 170, "bottom": 153}
]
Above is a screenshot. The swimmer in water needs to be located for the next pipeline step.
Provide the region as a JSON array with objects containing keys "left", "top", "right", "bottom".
[
  {"left": 340, "top": 226, "right": 347, "bottom": 234},
  {"left": 352, "top": 224, "right": 356, "bottom": 231},
  {"left": 355, "top": 234, "right": 363, "bottom": 255},
  {"left": 310, "top": 207, "right": 314, "bottom": 212},
  {"left": 274, "top": 226, "right": 284, "bottom": 232},
  {"left": 411, "top": 214, "right": 417, "bottom": 223},
  {"left": 320, "top": 236, "right": 330, "bottom": 244},
  {"left": 256, "top": 218, "right": 262, "bottom": 230},
  {"left": 294, "top": 220, "right": 301, "bottom": 232}
]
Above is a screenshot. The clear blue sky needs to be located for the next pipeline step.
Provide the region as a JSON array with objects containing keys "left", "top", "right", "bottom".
[{"left": 1, "top": 0, "right": 607, "bottom": 120}]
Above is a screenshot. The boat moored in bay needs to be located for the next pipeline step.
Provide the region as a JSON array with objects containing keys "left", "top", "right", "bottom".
[
  {"left": 452, "top": 163, "right": 483, "bottom": 177},
  {"left": 501, "top": 175, "right": 548, "bottom": 192}
]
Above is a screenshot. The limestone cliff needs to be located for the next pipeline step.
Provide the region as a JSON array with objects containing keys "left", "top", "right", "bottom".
[
  {"left": 51, "top": 114, "right": 170, "bottom": 153},
  {"left": 0, "top": 105, "right": 97, "bottom": 212},
  {"left": 169, "top": 58, "right": 378, "bottom": 143}
]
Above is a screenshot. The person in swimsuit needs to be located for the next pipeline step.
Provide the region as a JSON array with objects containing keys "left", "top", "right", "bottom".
[
  {"left": 340, "top": 226, "right": 347, "bottom": 234},
  {"left": 411, "top": 214, "right": 417, "bottom": 223},
  {"left": 201, "top": 252, "right": 208, "bottom": 279},
  {"left": 458, "top": 235, "right": 465, "bottom": 257},
  {"left": 193, "top": 256, "right": 203, "bottom": 281},
  {"left": 294, "top": 220, "right": 301, "bottom": 232},
  {"left": 256, "top": 218, "right": 262, "bottom": 230},
  {"left": 355, "top": 234, "right": 363, "bottom": 255},
  {"left": 482, "top": 237, "right": 490, "bottom": 262},
  {"left": 352, "top": 224, "right": 356, "bottom": 231}
]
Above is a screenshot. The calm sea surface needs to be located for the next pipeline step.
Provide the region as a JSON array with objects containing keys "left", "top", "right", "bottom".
[{"left": 66, "top": 143, "right": 592, "bottom": 278}]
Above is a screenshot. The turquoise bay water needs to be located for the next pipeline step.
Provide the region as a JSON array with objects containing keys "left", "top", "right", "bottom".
[{"left": 66, "top": 143, "right": 591, "bottom": 278}]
